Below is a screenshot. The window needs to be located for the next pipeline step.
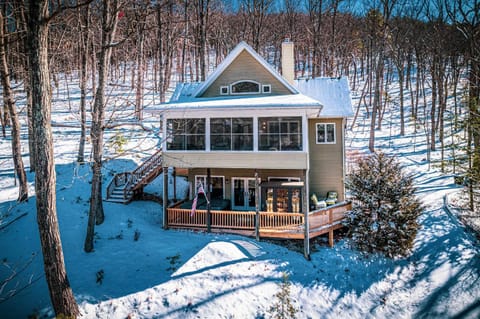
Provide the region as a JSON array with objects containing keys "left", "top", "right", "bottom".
[
  {"left": 166, "top": 118, "right": 205, "bottom": 150},
  {"left": 195, "top": 175, "right": 225, "bottom": 200},
  {"left": 258, "top": 117, "right": 302, "bottom": 151},
  {"left": 230, "top": 80, "right": 260, "bottom": 94},
  {"left": 262, "top": 84, "right": 271, "bottom": 93},
  {"left": 220, "top": 86, "right": 229, "bottom": 95},
  {"left": 316, "top": 123, "right": 336, "bottom": 144},
  {"left": 211, "top": 118, "right": 253, "bottom": 151}
]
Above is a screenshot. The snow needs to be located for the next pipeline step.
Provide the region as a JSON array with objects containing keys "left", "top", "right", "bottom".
[
  {"left": 1, "top": 71, "right": 479, "bottom": 319},
  {"left": 296, "top": 76, "right": 355, "bottom": 117}
]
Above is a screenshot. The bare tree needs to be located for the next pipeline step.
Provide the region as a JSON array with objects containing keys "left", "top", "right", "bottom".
[
  {"left": 240, "top": 0, "right": 273, "bottom": 52},
  {"left": 25, "top": 0, "right": 79, "bottom": 316},
  {"left": 194, "top": 0, "right": 210, "bottom": 81},
  {"left": 85, "top": 0, "right": 120, "bottom": 253},
  {"left": 0, "top": 7, "right": 28, "bottom": 202},
  {"left": 446, "top": 0, "right": 480, "bottom": 210},
  {"left": 77, "top": 3, "right": 90, "bottom": 164}
]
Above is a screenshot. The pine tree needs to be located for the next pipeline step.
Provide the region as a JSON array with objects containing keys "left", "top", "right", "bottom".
[{"left": 345, "top": 152, "right": 423, "bottom": 257}]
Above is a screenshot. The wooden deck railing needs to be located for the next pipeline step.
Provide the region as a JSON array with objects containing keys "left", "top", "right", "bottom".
[
  {"left": 166, "top": 202, "right": 352, "bottom": 238},
  {"left": 127, "top": 149, "right": 163, "bottom": 192},
  {"left": 260, "top": 212, "right": 304, "bottom": 230}
]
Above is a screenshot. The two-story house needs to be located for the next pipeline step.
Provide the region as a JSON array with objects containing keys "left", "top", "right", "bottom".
[{"left": 161, "top": 40, "right": 352, "bottom": 210}]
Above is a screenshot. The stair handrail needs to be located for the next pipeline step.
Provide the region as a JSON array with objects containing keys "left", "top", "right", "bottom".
[
  {"left": 106, "top": 171, "right": 131, "bottom": 200},
  {"left": 125, "top": 149, "right": 163, "bottom": 192}
]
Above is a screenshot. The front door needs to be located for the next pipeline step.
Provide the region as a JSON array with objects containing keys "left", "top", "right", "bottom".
[{"left": 232, "top": 178, "right": 256, "bottom": 211}]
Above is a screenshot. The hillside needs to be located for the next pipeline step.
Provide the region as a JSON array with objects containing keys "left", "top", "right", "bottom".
[{"left": 0, "top": 73, "right": 479, "bottom": 318}]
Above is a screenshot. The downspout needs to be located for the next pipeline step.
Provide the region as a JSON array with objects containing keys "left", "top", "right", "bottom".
[
  {"left": 255, "top": 170, "right": 260, "bottom": 241},
  {"left": 342, "top": 117, "right": 347, "bottom": 201},
  {"left": 304, "top": 112, "right": 310, "bottom": 260},
  {"left": 304, "top": 168, "right": 310, "bottom": 260}
]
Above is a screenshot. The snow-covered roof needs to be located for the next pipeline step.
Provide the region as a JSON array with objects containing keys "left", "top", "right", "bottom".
[
  {"left": 193, "top": 41, "right": 298, "bottom": 97},
  {"left": 169, "top": 82, "right": 201, "bottom": 102},
  {"left": 164, "top": 93, "right": 322, "bottom": 111},
  {"left": 295, "top": 77, "right": 354, "bottom": 117}
]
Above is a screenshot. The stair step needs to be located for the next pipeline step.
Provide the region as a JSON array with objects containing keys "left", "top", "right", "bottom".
[
  {"left": 105, "top": 197, "right": 130, "bottom": 204},
  {"left": 111, "top": 193, "right": 132, "bottom": 197}
]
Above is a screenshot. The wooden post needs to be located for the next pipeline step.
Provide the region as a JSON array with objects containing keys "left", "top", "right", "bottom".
[
  {"left": 162, "top": 167, "right": 169, "bottom": 229},
  {"left": 206, "top": 168, "right": 211, "bottom": 232},
  {"left": 328, "top": 208, "right": 334, "bottom": 247},
  {"left": 255, "top": 171, "right": 260, "bottom": 241},
  {"left": 304, "top": 169, "right": 310, "bottom": 260}
]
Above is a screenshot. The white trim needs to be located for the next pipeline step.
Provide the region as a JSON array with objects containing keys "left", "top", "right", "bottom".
[
  {"left": 267, "top": 177, "right": 301, "bottom": 182},
  {"left": 315, "top": 122, "right": 336, "bottom": 144},
  {"left": 193, "top": 41, "right": 298, "bottom": 97},
  {"left": 230, "top": 80, "right": 261, "bottom": 95},
  {"left": 302, "top": 114, "right": 308, "bottom": 152},
  {"left": 205, "top": 118, "right": 211, "bottom": 151},
  {"left": 253, "top": 116, "right": 259, "bottom": 151}
]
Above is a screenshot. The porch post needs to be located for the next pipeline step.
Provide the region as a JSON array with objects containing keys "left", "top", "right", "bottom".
[
  {"left": 255, "top": 170, "right": 260, "bottom": 241},
  {"left": 162, "top": 167, "right": 169, "bottom": 229},
  {"left": 304, "top": 169, "right": 311, "bottom": 260},
  {"left": 173, "top": 167, "right": 177, "bottom": 202},
  {"left": 206, "top": 168, "right": 211, "bottom": 232}
]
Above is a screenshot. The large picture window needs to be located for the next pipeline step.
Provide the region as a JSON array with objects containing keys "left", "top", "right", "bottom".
[
  {"left": 258, "top": 117, "right": 302, "bottom": 151},
  {"left": 211, "top": 118, "right": 253, "bottom": 151},
  {"left": 316, "top": 123, "right": 336, "bottom": 144},
  {"left": 167, "top": 118, "right": 205, "bottom": 150}
]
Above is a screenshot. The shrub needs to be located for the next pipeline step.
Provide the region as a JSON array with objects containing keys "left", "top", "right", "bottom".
[
  {"left": 268, "top": 272, "right": 297, "bottom": 319},
  {"left": 345, "top": 152, "right": 423, "bottom": 257}
]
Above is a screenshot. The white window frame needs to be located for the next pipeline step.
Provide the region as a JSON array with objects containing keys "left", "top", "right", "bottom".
[
  {"left": 230, "top": 80, "right": 261, "bottom": 95},
  {"left": 220, "top": 86, "right": 229, "bottom": 95},
  {"left": 262, "top": 84, "right": 271, "bottom": 94},
  {"left": 316, "top": 123, "right": 336, "bottom": 144}
]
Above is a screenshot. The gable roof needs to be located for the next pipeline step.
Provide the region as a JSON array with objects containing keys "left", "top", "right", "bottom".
[
  {"left": 295, "top": 77, "right": 354, "bottom": 117},
  {"left": 193, "top": 41, "right": 299, "bottom": 97}
]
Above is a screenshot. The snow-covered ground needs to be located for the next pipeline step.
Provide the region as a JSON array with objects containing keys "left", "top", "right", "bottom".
[{"left": 0, "top": 72, "right": 479, "bottom": 319}]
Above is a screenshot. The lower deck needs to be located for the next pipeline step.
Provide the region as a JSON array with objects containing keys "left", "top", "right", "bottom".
[{"left": 166, "top": 201, "right": 352, "bottom": 246}]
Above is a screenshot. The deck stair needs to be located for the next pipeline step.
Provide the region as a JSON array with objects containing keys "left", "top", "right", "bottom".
[{"left": 105, "top": 149, "right": 163, "bottom": 203}]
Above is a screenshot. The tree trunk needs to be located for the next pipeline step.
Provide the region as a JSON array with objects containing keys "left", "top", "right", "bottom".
[
  {"left": 135, "top": 20, "right": 144, "bottom": 121},
  {"left": 430, "top": 63, "right": 437, "bottom": 151},
  {"left": 369, "top": 52, "right": 384, "bottom": 152},
  {"left": 85, "top": 0, "right": 119, "bottom": 252},
  {"left": 0, "top": 10, "right": 28, "bottom": 202},
  {"left": 77, "top": 5, "right": 89, "bottom": 164},
  {"left": 26, "top": 0, "right": 79, "bottom": 316},
  {"left": 398, "top": 67, "right": 405, "bottom": 136}
]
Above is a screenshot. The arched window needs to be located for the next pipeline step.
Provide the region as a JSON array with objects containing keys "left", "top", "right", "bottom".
[{"left": 230, "top": 80, "right": 260, "bottom": 94}]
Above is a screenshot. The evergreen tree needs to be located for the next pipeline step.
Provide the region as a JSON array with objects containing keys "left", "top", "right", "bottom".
[{"left": 345, "top": 152, "right": 423, "bottom": 257}]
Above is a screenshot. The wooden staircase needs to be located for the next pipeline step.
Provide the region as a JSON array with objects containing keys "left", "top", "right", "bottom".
[{"left": 105, "top": 149, "right": 163, "bottom": 203}]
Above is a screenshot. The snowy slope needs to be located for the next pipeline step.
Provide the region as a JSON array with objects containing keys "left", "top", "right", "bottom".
[{"left": 0, "top": 73, "right": 479, "bottom": 318}]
